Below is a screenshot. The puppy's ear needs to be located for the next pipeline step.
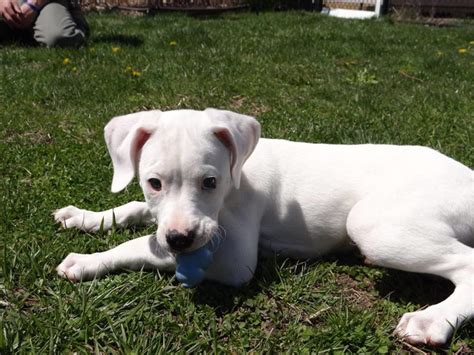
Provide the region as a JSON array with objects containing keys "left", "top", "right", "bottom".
[
  {"left": 206, "top": 108, "right": 261, "bottom": 189},
  {"left": 104, "top": 110, "right": 161, "bottom": 193}
]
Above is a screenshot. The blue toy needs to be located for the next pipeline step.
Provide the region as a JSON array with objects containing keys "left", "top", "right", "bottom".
[{"left": 175, "top": 234, "right": 221, "bottom": 288}]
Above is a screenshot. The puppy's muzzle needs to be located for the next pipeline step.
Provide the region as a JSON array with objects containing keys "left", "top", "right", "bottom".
[{"left": 166, "top": 229, "right": 195, "bottom": 252}]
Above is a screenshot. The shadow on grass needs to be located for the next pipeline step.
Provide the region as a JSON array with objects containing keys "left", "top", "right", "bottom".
[
  {"left": 191, "top": 256, "right": 283, "bottom": 316},
  {"left": 373, "top": 269, "right": 473, "bottom": 349},
  {"left": 320, "top": 252, "right": 456, "bottom": 307},
  {"left": 375, "top": 269, "right": 454, "bottom": 306},
  {"left": 192, "top": 252, "right": 460, "bottom": 317},
  {"left": 92, "top": 34, "right": 144, "bottom": 47}
]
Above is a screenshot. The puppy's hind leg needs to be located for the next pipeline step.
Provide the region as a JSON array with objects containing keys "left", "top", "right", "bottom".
[
  {"left": 346, "top": 198, "right": 474, "bottom": 347},
  {"left": 54, "top": 201, "right": 153, "bottom": 232}
]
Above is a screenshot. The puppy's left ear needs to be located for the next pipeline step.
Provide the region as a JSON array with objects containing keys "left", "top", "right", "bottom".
[{"left": 206, "top": 108, "right": 261, "bottom": 189}]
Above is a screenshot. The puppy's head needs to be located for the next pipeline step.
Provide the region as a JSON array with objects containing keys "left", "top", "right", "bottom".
[{"left": 104, "top": 108, "right": 260, "bottom": 253}]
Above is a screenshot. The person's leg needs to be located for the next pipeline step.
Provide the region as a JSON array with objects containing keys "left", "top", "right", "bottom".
[{"left": 33, "top": 0, "right": 89, "bottom": 47}]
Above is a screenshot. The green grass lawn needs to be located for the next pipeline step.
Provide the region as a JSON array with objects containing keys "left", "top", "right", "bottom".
[{"left": 1, "top": 11, "right": 473, "bottom": 353}]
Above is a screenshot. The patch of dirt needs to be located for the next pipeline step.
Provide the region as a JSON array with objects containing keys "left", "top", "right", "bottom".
[
  {"left": 229, "top": 96, "right": 270, "bottom": 117},
  {"left": 261, "top": 320, "right": 275, "bottom": 337},
  {"left": 335, "top": 273, "right": 376, "bottom": 310},
  {"left": 230, "top": 95, "right": 246, "bottom": 110},
  {"left": 2, "top": 129, "right": 53, "bottom": 145}
]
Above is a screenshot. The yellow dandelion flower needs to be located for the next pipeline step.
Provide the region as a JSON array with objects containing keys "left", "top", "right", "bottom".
[
  {"left": 72, "top": 67, "right": 77, "bottom": 72},
  {"left": 124, "top": 66, "right": 133, "bottom": 73},
  {"left": 112, "top": 46, "right": 121, "bottom": 53},
  {"left": 63, "top": 58, "right": 71, "bottom": 65},
  {"left": 132, "top": 70, "right": 141, "bottom": 77},
  {"left": 169, "top": 41, "right": 177, "bottom": 46},
  {"left": 470, "top": 41, "right": 474, "bottom": 45},
  {"left": 458, "top": 48, "right": 467, "bottom": 54}
]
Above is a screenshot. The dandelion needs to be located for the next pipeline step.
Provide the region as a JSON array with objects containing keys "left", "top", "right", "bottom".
[
  {"left": 124, "top": 66, "right": 141, "bottom": 77},
  {"left": 63, "top": 57, "right": 71, "bottom": 65},
  {"left": 112, "top": 46, "right": 121, "bottom": 53},
  {"left": 72, "top": 67, "right": 77, "bottom": 72},
  {"left": 169, "top": 41, "right": 177, "bottom": 46},
  {"left": 458, "top": 48, "right": 467, "bottom": 54},
  {"left": 470, "top": 41, "right": 474, "bottom": 45}
]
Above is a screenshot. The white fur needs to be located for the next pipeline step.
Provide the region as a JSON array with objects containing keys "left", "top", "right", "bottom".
[{"left": 55, "top": 108, "right": 473, "bottom": 347}]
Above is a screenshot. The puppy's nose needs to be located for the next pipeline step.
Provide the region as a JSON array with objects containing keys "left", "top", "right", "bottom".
[{"left": 166, "top": 229, "right": 195, "bottom": 251}]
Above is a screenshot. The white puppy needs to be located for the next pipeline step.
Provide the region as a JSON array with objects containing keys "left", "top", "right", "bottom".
[{"left": 55, "top": 108, "right": 473, "bottom": 347}]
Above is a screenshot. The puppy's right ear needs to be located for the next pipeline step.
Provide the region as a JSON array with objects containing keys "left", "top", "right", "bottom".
[{"left": 104, "top": 110, "right": 161, "bottom": 193}]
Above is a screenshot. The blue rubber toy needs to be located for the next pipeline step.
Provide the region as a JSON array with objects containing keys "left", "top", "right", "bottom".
[{"left": 175, "top": 234, "right": 221, "bottom": 288}]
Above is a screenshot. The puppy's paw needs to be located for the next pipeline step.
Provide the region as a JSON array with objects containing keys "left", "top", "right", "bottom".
[
  {"left": 54, "top": 205, "right": 82, "bottom": 227},
  {"left": 56, "top": 253, "right": 105, "bottom": 282},
  {"left": 394, "top": 308, "right": 454, "bottom": 347},
  {"left": 53, "top": 206, "right": 101, "bottom": 232}
]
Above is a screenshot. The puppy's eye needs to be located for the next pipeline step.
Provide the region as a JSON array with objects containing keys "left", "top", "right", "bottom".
[
  {"left": 148, "top": 178, "right": 162, "bottom": 191},
  {"left": 202, "top": 177, "right": 217, "bottom": 190}
]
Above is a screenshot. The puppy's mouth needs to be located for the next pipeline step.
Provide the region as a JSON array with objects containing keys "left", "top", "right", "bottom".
[
  {"left": 177, "top": 232, "right": 216, "bottom": 254},
  {"left": 158, "top": 224, "right": 219, "bottom": 254}
]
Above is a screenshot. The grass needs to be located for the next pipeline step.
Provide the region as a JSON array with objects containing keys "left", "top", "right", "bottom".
[{"left": 1, "top": 10, "right": 473, "bottom": 353}]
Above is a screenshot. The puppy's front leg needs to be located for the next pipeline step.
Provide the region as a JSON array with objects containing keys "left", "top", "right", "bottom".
[
  {"left": 54, "top": 201, "right": 153, "bottom": 232},
  {"left": 57, "top": 234, "right": 175, "bottom": 282},
  {"left": 205, "top": 212, "right": 260, "bottom": 287}
]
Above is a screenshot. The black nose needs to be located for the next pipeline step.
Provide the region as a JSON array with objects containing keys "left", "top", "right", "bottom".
[{"left": 166, "top": 230, "right": 195, "bottom": 251}]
